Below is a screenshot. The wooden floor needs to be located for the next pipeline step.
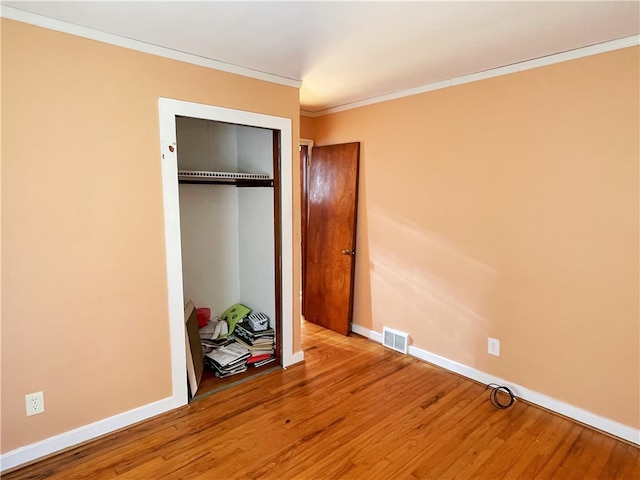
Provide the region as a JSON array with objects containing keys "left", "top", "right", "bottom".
[
  {"left": 194, "top": 360, "right": 281, "bottom": 401},
  {"left": 5, "top": 321, "right": 639, "bottom": 479}
]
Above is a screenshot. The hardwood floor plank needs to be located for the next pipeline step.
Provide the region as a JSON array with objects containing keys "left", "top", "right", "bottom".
[
  {"left": 599, "top": 441, "right": 640, "bottom": 480},
  {"left": 241, "top": 359, "right": 454, "bottom": 478},
  {"left": 266, "top": 366, "right": 469, "bottom": 478},
  {"left": 465, "top": 406, "right": 547, "bottom": 479},
  {"left": 3, "top": 321, "right": 638, "bottom": 480}
]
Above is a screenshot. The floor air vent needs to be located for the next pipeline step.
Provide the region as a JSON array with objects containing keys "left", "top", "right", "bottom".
[{"left": 382, "top": 327, "right": 409, "bottom": 354}]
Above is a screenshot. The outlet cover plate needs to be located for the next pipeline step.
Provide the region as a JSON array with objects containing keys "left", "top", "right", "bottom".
[
  {"left": 26, "top": 391, "right": 45, "bottom": 416},
  {"left": 488, "top": 337, "right": 500, "bottom": 357}
]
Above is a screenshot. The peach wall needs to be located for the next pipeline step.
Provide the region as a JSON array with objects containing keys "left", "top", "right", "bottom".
[
  {"left": 300, "top": 115, "right": 315, "bottom": 140},
  {"left": 306, "top": 47, "right": 639, "bottom": 428},
  {"left": 1, "top": 18, "right": 300, "bottom": 454}
]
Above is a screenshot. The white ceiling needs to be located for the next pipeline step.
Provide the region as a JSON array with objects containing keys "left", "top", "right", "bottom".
[{"left": 3, "top": 1, "right": 639, "bottom": 114}]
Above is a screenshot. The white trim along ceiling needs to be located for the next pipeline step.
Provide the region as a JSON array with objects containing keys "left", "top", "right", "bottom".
[{"left": 1, "top": 2, "right": 639, "bottom": 115}]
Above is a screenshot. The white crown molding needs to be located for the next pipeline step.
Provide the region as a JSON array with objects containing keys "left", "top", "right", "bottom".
[
  {"left": 351, "top": 323, "right": 640, "bottom": 446},
  {"left": 3, "top": 5, "right": 635, "bottom": 118},
  {"left": 0, "top": 5, "right": 302, "bottom": 89},
  {"left": 301, "top": 34, "right": 640, "bottom": 117}
]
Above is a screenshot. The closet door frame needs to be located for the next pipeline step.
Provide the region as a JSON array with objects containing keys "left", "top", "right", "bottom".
[{"left": 158, "top": 98, "right": 300, "bottom": 407}]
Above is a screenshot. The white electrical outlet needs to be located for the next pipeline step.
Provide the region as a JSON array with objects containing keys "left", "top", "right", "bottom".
[
  {"left": 25, "top": 391, "right": 45, "bottom": 416},
  {"left": 488, "top": 337, "right": 500, "bottom": 357}
]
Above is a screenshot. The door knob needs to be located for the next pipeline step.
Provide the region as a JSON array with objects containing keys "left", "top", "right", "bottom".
[{"left": 342, "top": 249, "right": 351, "bottom": 255}]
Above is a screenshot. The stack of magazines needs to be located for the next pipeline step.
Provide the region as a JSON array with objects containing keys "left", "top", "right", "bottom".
[
  {"left": 234, "top": 319, "right": 276, "bottom": 368},
  {"left": 204, "top": 342, "right": 250, "bottom": 378}
]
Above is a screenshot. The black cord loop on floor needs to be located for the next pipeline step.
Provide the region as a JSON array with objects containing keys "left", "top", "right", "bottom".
[{"left": 485, "top": 383, "right": 516, "bottom": 409}]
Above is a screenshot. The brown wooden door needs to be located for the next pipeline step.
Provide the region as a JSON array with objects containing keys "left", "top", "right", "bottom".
[{"left": 302, "top": 142, "right": 360, "bottom": 335}]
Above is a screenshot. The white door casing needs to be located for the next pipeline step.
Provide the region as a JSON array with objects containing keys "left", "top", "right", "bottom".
[{"left": 158, "top": 97, "right": 301, "bottom": 407}]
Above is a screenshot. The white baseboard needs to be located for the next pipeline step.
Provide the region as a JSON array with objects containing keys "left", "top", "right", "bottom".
[
  {"left": 4, "top": 327, "right": 636, "bottom": 474},
  {"left": 352, "top": 323, "right": 640, "bottom": 445},
  {"left": 1, "top": 348, "right": 305, "bottom": 473},
  {"left": 352, "top": 323, "right": 382, "bottom": 343},
  {"left": 0, "top": 397, "right": 176, "bottom": 473},
  {"left": 284, "top": 350, "right": 305, "bottom": 368}
]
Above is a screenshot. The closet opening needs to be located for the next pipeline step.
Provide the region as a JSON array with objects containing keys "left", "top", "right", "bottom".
[
  {"left": 178, "top": 116, "right": 282, "bottom": 400},
  {"left": 159, "top": 98, "right": 298, "bottom": 407}
]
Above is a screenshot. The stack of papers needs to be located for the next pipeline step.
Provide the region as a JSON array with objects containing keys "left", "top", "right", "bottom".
[
  {"left": 196, "top": 306, "right": 277, "bottom": 379},
  {"left": 234, "top": 319, "right": 276, "bottom": 367},
  {"left": 205, "top": 343, "right": 250, "bottom": 378}
]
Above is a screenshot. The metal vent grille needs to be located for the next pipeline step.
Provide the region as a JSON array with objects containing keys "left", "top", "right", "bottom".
[{"left": 382, "top": 327, "right": 409, "bottom": 354}]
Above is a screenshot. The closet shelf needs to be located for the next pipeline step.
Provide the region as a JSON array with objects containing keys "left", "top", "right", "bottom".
[{"left": 178, "top": 170, "right": 273, "bottom": 187}]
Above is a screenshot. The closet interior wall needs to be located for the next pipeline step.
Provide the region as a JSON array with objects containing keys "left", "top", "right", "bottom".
[{"left": 176, "top": 116, "right": 276, "bottom": 328}]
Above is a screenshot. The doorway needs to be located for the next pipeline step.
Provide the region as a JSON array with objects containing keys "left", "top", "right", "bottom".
[
  {"left": 159, "top": 98, "right": 299, "bottom": 406},
  {"left": 300, "top": 142, "right": 360, "bottom": 336}
]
